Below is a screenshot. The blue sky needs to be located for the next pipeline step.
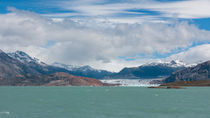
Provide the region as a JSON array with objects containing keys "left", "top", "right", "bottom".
[
  {"left": 0, "top": 0, "right": 210, "bottom": 71},
  {"left": 1, "top": 0, "right": 210, "bottom": 30}
]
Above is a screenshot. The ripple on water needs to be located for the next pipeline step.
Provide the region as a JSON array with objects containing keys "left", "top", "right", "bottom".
[{"left": 0, "top": 111, "right": 10, "bottom": 115}]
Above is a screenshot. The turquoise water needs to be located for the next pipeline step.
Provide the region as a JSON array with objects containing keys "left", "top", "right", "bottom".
[{"left": 0, "top": 87, "right": 209, "bottom": 118}]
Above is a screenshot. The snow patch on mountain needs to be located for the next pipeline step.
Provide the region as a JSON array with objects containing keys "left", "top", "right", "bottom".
[{"left": 8, "top": 51, "right": 46, "bottom": 66}]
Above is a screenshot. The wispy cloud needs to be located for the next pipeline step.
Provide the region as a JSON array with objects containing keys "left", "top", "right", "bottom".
[
  {"left": 143, "top": 0, "right": 210, "bottom": 19},
  {"left": 47, "top": 0, "right": 210, "bottom": 23},
  {"left": 2, "top": 0, "right": 210, "bottom": 23}
]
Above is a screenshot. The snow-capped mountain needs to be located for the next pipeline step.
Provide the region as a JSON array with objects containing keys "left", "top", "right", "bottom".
[
  {"left": 8, "top": 51, "right": 46, "bottom": 66},
  {"left": 142, "top": 60, "right": 188, "bottom": 68},
  {"left": 52, "top": 62, "right": 99, "bottom": 72},
  {"left": 52, "top": 62, "right": 114, "bottom": 79}
]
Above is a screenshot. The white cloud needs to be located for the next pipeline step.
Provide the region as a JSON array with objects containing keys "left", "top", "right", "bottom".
[
  {"left": 0, "top": 8, "right": 210, "bottom": 72},
  {"left": 168, "top": 44, "right": 210, "bottom": 64}
]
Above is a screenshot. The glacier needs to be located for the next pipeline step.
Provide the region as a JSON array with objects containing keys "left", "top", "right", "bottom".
[{"left": 100, "top": 79, "right": 163, "bottom": 87}]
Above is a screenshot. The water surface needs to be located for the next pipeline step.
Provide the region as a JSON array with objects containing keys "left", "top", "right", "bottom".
[{"left": 0, "top": 87, "right": 209, "bottom": 118}]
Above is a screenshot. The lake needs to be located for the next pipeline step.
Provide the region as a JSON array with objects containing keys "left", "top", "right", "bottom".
[{"left": 0, "top": 86, "right": 209, "bottom": 118}]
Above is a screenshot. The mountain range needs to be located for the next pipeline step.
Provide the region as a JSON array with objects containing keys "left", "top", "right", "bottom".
[
  {"left": 5, "top": 50, "right": 191, "bottom": 79},
  {"left": 1, "top": 49, "right": 209, "bottom": 86},
  {"left": 107, "top": 60, "right": 188, "bottom": 79}
]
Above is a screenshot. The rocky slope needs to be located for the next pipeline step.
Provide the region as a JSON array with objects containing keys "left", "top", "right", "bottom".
[
  {"left": 44, "top": 72, "right": 104, "bottom": 86},
  {"left": 162, "top": 60, "right": 210, "bottom": 86},
  {"left": 108, "top": 60, "right": 186, "bottom": 79},
  {"left": 0, "top": 50, "right": 106, "bottom": 86}
]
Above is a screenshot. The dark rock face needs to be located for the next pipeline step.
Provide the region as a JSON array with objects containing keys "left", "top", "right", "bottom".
[
  {"left": 163, "top": 61, "right": 210, "bottom": 83},
  {"left": 108, "top": 64, "right": 184, "bottom": 79},
  {"left": 0, "top": 50, "right": 105, "bottom": 86}
]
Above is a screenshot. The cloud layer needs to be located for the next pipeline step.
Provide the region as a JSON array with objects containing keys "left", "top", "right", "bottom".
[
  {"left": 0, "top": 8, "right": 210, "bottom": 71},
  {"left": 168, "top": 44, "right": 210, "bottom": 64}
]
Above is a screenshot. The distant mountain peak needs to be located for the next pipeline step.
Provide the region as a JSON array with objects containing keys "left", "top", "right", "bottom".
[
  {"left": 142, "top": 60, "right": 187, "bottom": 68},
  {"left": 8, "top": 50, "right": 34, "bottom": 63},
  {"left": 169, "top": 60, "right": 187, "bottom": 67}
]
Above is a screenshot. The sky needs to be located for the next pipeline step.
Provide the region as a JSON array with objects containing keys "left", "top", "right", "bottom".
[{"left": 0, "top": 0, "right": 210, "bottom": 72}]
